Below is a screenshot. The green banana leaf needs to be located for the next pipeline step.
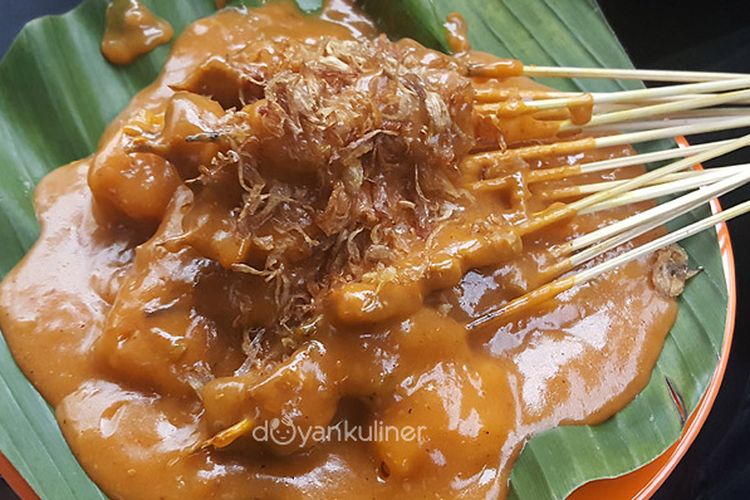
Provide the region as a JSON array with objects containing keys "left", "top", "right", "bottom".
[{"left": 0, "top": 1, "right": 728, "bottom": 499}]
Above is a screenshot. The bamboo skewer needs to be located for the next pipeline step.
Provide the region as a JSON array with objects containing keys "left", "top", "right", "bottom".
[
  {"left": 466, "top": 116, "right": 750, "bottom": 167},
  {"left": 531, "top": 170, "right": 750, "bottom": 301},
  {"left": 569, "top": 193, "right": 716, "bottom": 269},
  {"left": 519, "top": 77, "right": 750, "bottom": 111},
  {"left": 480, "top": 140, "right": 740, "bottom": 188},
  {"left": 464, "top": 58, "right": 750, "bottom": 332},
  {"left": 568, "top": 169, "right": 750, "bottom": 254},
  {"left": 586, "top": 175, "right": 738, "bottom": 210},
  {"left": 467, "top": 197, "right": 750, "bottom": 331},
  {"left": 610, "top": 108, "right": 750, "bottom": 118},
  {"left": 472, "top": 71, "right": 750, "bottom": 154},
  {"left": 521, "top": 65, "right": 750, "bottom": 83},
  {"left": 557, "top": 88, "right": 750, "bottom": 132},
  {"left": 512, "top": 135, "right": 750, "bottom": 239},
  {"left": 567, "top": 140, "right": 735, "bottom": 175},
  {"left": 475, "top": 89, "right": 750, "bottom": 106},
  {"left": 594, "top": 117, "right": 750, "bottom": 148},
  {"left": 582, "top": 171, "right": 745, "bottom": 214},
  {"left": 583, "top": 116, "right": 750, "bottom": 133},
  {"left": 591, "top": 94, "right": 750, "bottom": 106},
  {"left": 543, "top": 165, "right": 745, "bottom": 201}
]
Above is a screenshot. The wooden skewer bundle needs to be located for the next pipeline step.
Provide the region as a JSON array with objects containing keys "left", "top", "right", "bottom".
[{"left": 460, "top": 58, "right": 750, "bottom": 331}]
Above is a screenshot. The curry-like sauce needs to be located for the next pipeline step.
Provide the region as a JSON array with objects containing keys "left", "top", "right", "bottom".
[
  {"left": 102, "top": 0, "right": 173, "bottom": 65},
  {"left": 0, "top": 2, "right": 676, "bottom": 499}
]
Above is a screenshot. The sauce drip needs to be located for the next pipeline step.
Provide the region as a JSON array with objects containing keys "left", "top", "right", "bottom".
[
  {"left": 101, "top": 0, "right": 173, "bottom": 65},
  {"left": 0, "top": 2, "right": 677, "bottom": 498},
  {"left": 569, "top": 94, "right": 595, "bottom": 125},
  {"left": 445, "top": 12, "right": 471, "bottom": 53},
  {"left": 469, "top": 59, "right": 525, "bottom": 78}
]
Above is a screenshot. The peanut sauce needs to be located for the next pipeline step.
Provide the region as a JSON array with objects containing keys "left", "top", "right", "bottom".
[
  {"left": 101, "top": 0, "right": 173, "bottom": 65},
  {"left": 0, "top": 2, "right": 676, "bottom": 498}
]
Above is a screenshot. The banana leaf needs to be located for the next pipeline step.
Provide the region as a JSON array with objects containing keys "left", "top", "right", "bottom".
[{"left": 0, "top": 1, "right": 728, "bottom": 499}]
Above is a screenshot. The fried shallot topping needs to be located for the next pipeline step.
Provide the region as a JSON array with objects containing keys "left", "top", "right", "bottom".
[
  {"left": 651, "top": 244, "right": 701, "bottom": 298},
  {"left": 144, "top": 34, "right": 480, "bottom": 334}
]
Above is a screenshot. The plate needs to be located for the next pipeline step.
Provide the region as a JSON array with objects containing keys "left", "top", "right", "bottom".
[
  {"left": 572, "top": 159, "right": 736, "bottom": 498},
  {"left": 0, "top": 3, "right": 735, "bottom": 498}
]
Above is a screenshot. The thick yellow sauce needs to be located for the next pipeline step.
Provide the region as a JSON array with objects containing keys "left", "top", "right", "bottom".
[
  {"left": 0, "top": 2, "right": 676, "bottom": 499},
  {"left": 101, "top": 0, "right": 173, "bottom": 65}
]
